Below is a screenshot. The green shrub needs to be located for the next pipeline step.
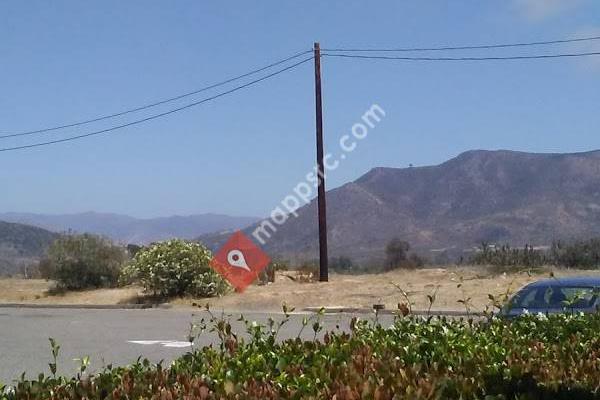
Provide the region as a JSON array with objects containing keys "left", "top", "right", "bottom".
[
  {"left": 121, "top": 239, "right": 228, "bottom": 298},
  {"left": 39, "top": 234, "right": 128, "bottom": 290},
  {"left": 7, "top": 312, "right": 600, "bottom": 399}
]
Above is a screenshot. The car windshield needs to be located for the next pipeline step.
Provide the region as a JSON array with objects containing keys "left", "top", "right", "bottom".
[{"left": 510, "top": 285, "right": 600, "bottom": 309}]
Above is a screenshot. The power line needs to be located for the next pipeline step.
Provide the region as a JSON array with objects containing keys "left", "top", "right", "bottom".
[
  {"left": 323, "top": 35, "right": 600, "bottom": 53},
  {"left": 0, "top": 57, "right": 313, "bottom": 153},
  {"left": 6, "top": 38, "right": 600, "bottom": 151},
  {"left": 0, "top": 49, "right": 312, "bottom": 140},
  {"left": 5, "top": 35, "right": 599, "bottom": 140},
  {"left": 322, "top": 51, "right": 600, "bottom": 62}
]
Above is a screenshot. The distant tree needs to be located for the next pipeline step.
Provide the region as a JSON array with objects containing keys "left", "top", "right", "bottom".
[
  {"left": 385, "top": 238, "right": 410, "bottom": 270},
  {"left": 40, "top": 234, "right": 128, "bottom": 290}
]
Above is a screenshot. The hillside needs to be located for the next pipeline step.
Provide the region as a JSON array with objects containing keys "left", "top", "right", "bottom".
[
  {"left": 202, "top": 149, "right": 600, "bottom": 264},
  {"left": 0, "top": 221, "right": 58, "bottom": 276},
  {"left": 0, "top": 212, "right": 259, "bottom": 245}
]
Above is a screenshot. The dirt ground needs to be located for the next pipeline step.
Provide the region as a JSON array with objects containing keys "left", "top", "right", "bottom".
[{"left": 3, "top": 267, "right": 598, "bottom": 312}]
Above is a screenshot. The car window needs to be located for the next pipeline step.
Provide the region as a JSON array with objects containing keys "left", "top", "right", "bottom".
[
  {"left": 511, "top": 286, "right": 599, "bottom": 309},
  {"left": 560, "top": 287, "right": 598, "bottom": 308},
  {"left": 517, "top": 287, "right": 539, "bottom": 308}
]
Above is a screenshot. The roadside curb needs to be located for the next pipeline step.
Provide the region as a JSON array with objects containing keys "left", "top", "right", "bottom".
[
  {"left": 302, "top": 307, "right": 484, "bottom": 317},
  {"left": 0, "top": 303, "right": 172, "bottom": 310}
]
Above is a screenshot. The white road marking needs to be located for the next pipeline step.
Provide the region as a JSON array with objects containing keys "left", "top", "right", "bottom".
[
  {"left": 128, "top": 340, "right": 192, "bottom": 348},
  {"left": 128, "top": 340, "right": 168, "bottom": 345},
  {"left": 162, "top": 341, "right": 192, "bottom": 348}
]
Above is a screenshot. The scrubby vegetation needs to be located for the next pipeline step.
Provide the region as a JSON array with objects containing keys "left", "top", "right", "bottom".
[
  {"left": 551, "top": 238, "right": 600, "bottom": 268},
  {"left": 38, "top": 234, "right": 128, "bottom": 290},
  {"left": 469, "top": 243, "right": 546, "bottom": 271},
  {"left": 470, "top": 238, "right": 600, "bottom": 271},
  {"left": 257, "top": 261, "right": 288, "bottom": 285},
  {"left": 4, "top": 310, "right": 600, "bottom": 399},
  {"left": 120, "top": 239, "right": 228, "bottom": 298}
]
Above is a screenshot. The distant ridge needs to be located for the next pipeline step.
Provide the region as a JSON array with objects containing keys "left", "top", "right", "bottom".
[
  {"left": 202, "top": 149, "right": 600, "bottom": 263},
  {"left": 0, "top": 212, "right": 259, "bottom": 244},
  {"left": 0, "top": 221, "right": 57, "bottom": 276}
]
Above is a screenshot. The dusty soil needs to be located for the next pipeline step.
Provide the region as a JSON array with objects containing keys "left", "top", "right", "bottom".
[{"left": 1, "top": 267, "right": 598, "bottom": 312}]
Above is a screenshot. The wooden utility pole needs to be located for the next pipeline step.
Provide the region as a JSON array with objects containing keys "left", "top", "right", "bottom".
[{"left": 314, "top": 42, "right": 328, "bottom": 282}]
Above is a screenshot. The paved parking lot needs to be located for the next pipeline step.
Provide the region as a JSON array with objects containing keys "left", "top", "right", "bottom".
[{"left": 0, "top": 307, "right": 390, "bottom": 384}]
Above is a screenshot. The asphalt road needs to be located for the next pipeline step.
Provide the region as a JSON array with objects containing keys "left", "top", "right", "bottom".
[{"left": 0, "top": 307, "right": 392, "bottom": 384}]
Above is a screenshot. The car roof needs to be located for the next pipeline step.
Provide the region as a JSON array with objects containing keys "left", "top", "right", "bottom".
[{"left": 526, "top": 276, "right": 600, "bottom": 288}]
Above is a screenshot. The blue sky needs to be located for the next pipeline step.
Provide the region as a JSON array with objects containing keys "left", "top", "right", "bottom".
[{"left": 1, "top": 1, "right": 600, "bottom": 218}]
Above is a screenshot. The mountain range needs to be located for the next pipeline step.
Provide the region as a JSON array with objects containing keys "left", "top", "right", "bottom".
[
  {"left": 201, "top": 149, "right": 600, "bottom": 264},
  {"left": 6, "top": 149, "right": 600, "bottom": 270},
  {"left": 0, "top": 212, "right": 259, "bottom": 245}
]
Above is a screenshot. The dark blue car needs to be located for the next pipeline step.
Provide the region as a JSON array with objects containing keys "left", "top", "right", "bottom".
[{"left": 502, "top": 276, "right": 600, "bottom": 318}]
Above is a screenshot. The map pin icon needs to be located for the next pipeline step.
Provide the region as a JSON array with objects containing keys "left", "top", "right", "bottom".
[{"left": 227, "top": 249, "right": 251, "bottom": 272}]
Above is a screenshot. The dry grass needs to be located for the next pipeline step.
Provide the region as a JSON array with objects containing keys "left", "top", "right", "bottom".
[
  {"left": 2, "top": 267, "right": 599, "bottom": 311},
  {"left": 178, "top": 266, "right": 600, "bottom": 312},
  {"left": 0, "top": 279, "right": 143, "bottom": 305},
  {"left": 0, "top": 279, "right": 51, "bottom": 302}
]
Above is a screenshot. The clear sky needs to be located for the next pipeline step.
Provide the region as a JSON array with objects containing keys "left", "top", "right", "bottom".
[{"left": 1, "top": 1, "right": 600, "bottom": 218}]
